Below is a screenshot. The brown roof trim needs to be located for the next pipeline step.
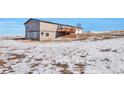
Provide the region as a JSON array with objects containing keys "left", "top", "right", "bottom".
[{"left": 24, "top": 18, "right": 82, "bottom": 29}]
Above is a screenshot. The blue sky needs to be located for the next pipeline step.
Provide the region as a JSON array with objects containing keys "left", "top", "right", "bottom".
[{"left": 0, "top": 18, "right": 124, "bottom": 36}]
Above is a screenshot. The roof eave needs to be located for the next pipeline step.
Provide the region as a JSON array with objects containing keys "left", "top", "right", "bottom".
[
  {"left": 24, "top": 18, "right": 40, "bottom": 25},
  {"left": 24, "top": 18, "right": 83, "bottom": 29}
]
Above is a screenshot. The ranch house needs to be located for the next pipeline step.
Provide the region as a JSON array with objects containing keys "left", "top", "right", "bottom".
[{"left": 24, "top": 18, "right": 83, "bottom": 41}]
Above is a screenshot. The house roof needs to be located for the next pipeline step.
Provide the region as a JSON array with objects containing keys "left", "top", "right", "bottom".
[{"left": 24, "top": 18, "right": 82, "bottom": 29}]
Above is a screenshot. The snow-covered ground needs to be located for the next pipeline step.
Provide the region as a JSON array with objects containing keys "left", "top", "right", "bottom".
[{"left": 0, "top": 38, "right": 124, "bottom": 74}]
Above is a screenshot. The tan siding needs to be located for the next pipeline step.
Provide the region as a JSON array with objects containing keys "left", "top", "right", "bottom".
[
  {"left": 40, "top": 22, "right": 58, "bottom": 32},
  {"left": 40, "top": 22, "right": 58, "bottom": 40},
  {"left": 40, "top": 31, "right": 56, "bottom": 40}
]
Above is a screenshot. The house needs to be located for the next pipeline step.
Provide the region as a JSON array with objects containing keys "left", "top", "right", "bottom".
[{"left": 24, "top": 18, "right": 83, "bottom": 41}]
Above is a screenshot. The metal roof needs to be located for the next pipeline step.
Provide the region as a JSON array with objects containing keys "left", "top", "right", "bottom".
[{"left": 24, "top": 18, "right": 82, "bottom": 29}]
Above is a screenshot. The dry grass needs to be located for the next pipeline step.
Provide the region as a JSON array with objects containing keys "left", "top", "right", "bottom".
[
  {"left": 7, "top": 53, "right": 25, "bottom": 60},
  {"left": 53, "top": 63, "right": 68, "bottom": 68},
  {"left": 0, "top": 59, "right": 7, "bottom": 66},
  {"left": 10, "top": 47, "right": 17, "bottom": 51},
  {"left": 41, "top": 40, "right": 53, "bottom": 43},
  {"left": 75, "top": 63, "right": 85, "bottom": 74},
  {"left": 53, "top": 63, "right": 73, "bottom": 74},
  {"left": 60, "top": 68, "right": 73, "bottom": 74},
  {"left": 76, "top": 31, "right": 124, "bottom": 41},
  {"left": 18, "top": 39, "right": 54, "bottom": 44},
  {"left": 62, "top": 34, "right": 76, "bottom": 38},
  {"left": 17, "top": 40, "right": 33, "bottom": 43},
  {"left": 28, "top": 71, "right": 33, "bottom": 74},
  {"left": 1, "top": 66, "right": 15, "bottom": 74},
  {"left": 30, "top": 63, "right": 40, "bottom": 68},
  {"left": 0, "top": 52, "right": 4, "bottom": 55},
  {"left": 2, "top": 31, "right": 124, "bottom": 43}
]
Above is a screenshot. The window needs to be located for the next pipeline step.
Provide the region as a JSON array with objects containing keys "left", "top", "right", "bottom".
[
  {"left": 41, "top": 32, "right": 44, "bottom": 35},
  {"left": 46, "top": 33, "right": 49, "bottom": 37}
]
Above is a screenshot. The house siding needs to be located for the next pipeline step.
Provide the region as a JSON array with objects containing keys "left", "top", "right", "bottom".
[
  {"left": 25, "top": 20, "right": 40, "bottom": 40},
  {"left": 40, "top": 22, "right": 58, "bottom": 40}
]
